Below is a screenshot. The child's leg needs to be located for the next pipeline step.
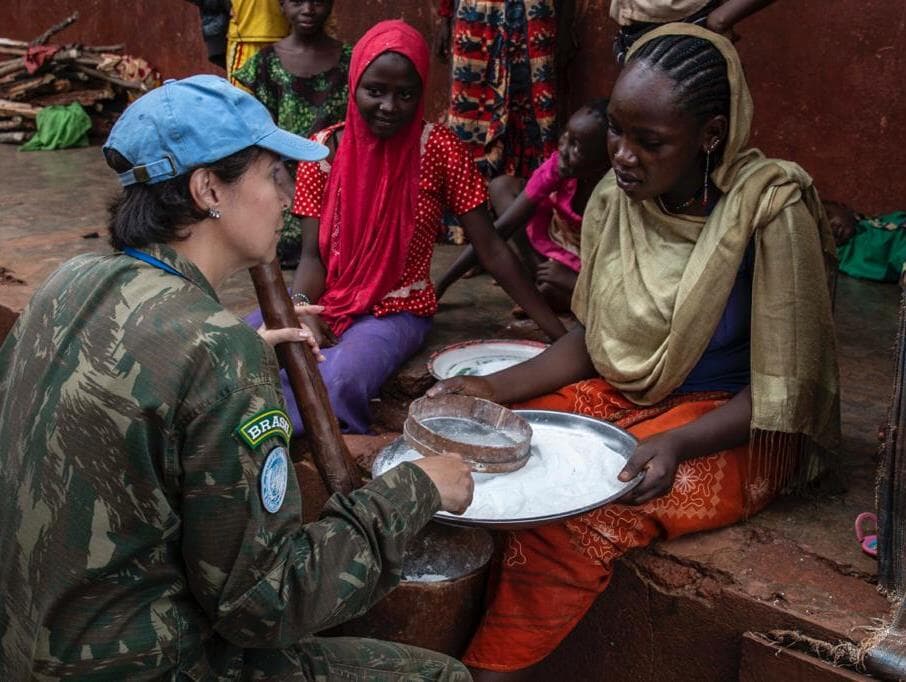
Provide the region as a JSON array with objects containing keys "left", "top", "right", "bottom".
[
  {"left": 510, "top": 229, "right": 543, "bottom": 280},
  {"left": 493, "top": 175, "right": 539, "bottom": 281},
  {"left": 488, "top": 175, "right": 527, "bottom": 219},
  {"left": 537, "top": 282, "right": 572, "bottom": 314}
]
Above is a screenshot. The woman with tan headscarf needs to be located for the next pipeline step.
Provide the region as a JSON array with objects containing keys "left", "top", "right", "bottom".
[{"left": 428, "top": 23, "right": 839, "bottom": 679}]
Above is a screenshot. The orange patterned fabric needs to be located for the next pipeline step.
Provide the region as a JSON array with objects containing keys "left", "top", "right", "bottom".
[{"left": 463, "top": 378, "right": 779, "bottom": 671}]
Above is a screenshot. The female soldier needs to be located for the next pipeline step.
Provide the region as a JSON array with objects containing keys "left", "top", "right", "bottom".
[{"left": 0, "top": 75, "right": 473, "bottom": 680}]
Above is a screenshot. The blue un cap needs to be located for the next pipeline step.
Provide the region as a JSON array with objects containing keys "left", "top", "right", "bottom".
[{"left": 103, "top": 75, "right": 327, "bottom": 187}]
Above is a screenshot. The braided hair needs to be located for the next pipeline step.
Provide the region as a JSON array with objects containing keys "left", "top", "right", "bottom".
[{"left": 628, "top": 34, "right": 730, "bottom": 124}]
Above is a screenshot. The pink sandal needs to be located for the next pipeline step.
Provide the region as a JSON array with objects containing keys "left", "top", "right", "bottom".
[{"left": 855, "top": 512, "right": 878, "bottom": 557}]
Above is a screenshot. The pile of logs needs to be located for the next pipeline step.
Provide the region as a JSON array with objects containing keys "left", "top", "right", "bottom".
[{"left": 0, "top": 13, "right": 155, "bottom": 145}]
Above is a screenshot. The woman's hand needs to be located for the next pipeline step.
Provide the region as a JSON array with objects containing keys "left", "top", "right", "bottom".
[
  {"left": 256, "top": 303, "right": 327, "bottom": 360},
  {"left": 412, "top": 453, "right": 475, "bottom": 514},
  {"left": 299, "top": 310, "right": 338, "bottom": 349},
  {"left": 615, "top": 431, "right": 685, "bottom": 505},
  {"left": 427, "top": 325, "right": 595, "bottom": 407},
  {"left": 426, "top": 376, "right": 498, "bottom": 402},
  {"left": 615, "top": 386, "right": 752, "bottom": 505}
]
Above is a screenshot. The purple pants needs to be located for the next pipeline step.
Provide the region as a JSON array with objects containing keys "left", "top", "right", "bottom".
[{"left": 246, "top": 309, "right": 432, "bottom": 434}]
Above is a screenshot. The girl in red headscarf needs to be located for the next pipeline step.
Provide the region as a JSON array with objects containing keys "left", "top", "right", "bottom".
[{"left": 272, "top": 20, "right": 566, "bottom": 434}]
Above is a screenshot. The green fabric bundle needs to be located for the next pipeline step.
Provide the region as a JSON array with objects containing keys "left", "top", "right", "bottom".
[
  {"left": 837, "top": 212, "right": 906, "bottom": 282},
  {"left": 20, "top": 102, "right": 92, "bottom": 152}
]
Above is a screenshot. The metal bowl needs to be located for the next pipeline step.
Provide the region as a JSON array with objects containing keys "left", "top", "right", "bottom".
[
  {"left": 374, "top": 409, "right": 641, "bottom": 530},
  {"left": 428, "top": 339, "right": 547, "bottom": 380}
]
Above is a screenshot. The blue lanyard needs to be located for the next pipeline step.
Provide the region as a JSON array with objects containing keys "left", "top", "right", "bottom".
[{"left": 122, "top": 247, "right": 188, "bottom": 281}]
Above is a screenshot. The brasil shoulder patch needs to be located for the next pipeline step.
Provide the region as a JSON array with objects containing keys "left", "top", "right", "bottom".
[{"left": 236, "top": 408, "right": 293, "bottom": 451}]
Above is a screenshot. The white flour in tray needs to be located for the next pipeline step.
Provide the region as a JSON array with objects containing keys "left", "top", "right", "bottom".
[{"left": 378, "top": 425, "right": 630, "bottom": 521}]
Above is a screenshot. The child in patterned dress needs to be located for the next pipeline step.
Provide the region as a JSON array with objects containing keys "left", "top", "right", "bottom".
[
  {"left": 234, "top": 0, "right": 351, "bottom": 267},
  {"left": 436, "top": 99, "right": 611, "bottom": 313}
]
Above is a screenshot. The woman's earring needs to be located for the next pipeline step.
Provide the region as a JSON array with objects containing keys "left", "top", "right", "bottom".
[
  {"left": 208, "top": 207, "right": 222, "bottom": 219},
  {"left": 702, "top": 142, "right": 717, "bottom": 207}
]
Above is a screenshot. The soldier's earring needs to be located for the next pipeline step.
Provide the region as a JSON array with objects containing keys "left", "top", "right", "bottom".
[{"left": 208, "top": 207, "right": 222, "bottom": 219}]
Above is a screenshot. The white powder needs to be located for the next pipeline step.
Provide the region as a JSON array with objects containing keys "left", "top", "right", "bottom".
[
  {"left": 403, "top": 573, "right": 449, "bottom": 582},
  {"left": 377, "top": 424, "right": 633, "bottom": 522}
]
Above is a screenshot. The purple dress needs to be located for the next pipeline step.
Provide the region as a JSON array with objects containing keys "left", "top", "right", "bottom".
[{"left": 246, "top": 309, "right": 432, "bottom": 434}]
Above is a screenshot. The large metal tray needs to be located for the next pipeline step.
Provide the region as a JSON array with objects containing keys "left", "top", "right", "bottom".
[{"left": 372, "top": 409, "right": 641, "bottom": 530}]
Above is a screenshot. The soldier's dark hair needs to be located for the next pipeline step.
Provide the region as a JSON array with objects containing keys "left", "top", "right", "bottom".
[
  {"left": 627, "top": 34, "right": 730, "bottom": 124},
  {"left": 104, "top": 146, "right": 261, "bottom": 250}
]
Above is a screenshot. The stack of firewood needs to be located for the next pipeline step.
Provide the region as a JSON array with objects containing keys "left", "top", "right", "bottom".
[{"left": 0, "top": 12, "right": 155, "bottom": 144}]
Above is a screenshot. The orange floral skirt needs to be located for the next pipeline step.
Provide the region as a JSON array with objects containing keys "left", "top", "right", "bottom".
[{"left": 462, "top": 378, "right": 779, "bottom": 672}]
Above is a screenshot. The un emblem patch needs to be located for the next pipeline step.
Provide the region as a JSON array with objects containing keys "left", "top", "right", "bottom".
[{"left": 260, "top": 446, "right": 288, "bottom": 513}]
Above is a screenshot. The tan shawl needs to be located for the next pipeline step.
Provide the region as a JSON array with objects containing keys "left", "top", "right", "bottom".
[{"left": 572, "top": 23, "right": 840, "bottom": 458}]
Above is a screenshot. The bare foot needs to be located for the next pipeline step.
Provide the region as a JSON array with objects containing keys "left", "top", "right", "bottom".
[{"left": 536, "top": 259, "right": 579, "bottom": 292}]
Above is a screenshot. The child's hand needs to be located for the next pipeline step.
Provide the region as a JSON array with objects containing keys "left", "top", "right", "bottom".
[
  {"left": 536, "top": 260, "right": 578, "bottom": 292},
  {"left": 824, "top": 202, "right": 857, "bottom": 246},
  {"left": 704, "top": 11, "right": 740, "bottom": 42}
]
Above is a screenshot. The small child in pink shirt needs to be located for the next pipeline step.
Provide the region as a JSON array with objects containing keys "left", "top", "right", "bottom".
[{"left": 437, "top": 99, "right": 610, "bottom": 312}]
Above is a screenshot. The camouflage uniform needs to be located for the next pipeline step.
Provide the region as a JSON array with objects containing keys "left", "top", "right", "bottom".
[{"left": 0, "top": 245, "right": 471, "bottom": 681}]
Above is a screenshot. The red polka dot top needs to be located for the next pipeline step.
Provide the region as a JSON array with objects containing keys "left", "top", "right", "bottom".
[{"left": 293, "top": 121, "right": 488, "bottom": 319}]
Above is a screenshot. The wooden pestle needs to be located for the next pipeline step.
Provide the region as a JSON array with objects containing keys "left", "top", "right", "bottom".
[
  {"left": 249, "top": 260, "right": 361, "bottom": 496},
  {"left": 250, "top": 266, "right": 485, "bottom": 657}
]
